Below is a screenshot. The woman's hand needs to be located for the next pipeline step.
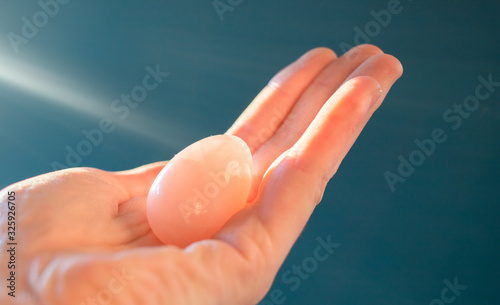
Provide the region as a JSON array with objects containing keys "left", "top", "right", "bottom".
[{"left": 0, "top": 45, "right": 402, "bottom": 305}]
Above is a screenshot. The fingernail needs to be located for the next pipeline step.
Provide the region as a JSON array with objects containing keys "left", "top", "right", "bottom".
[{"left": 369, "top": 81, "right": 383, "bottom": 109}]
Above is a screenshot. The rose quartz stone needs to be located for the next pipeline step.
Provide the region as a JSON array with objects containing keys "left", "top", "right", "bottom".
[{"left": 147, "top": 135, "right": 253, "bottom": 247}]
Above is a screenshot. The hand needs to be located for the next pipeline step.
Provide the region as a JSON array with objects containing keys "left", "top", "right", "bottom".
[{"left": 0, "top": 45, "right": 402, "bottom": 305}]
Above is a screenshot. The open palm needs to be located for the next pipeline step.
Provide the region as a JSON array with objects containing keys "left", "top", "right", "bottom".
[{"left": 0, "top": 45, "right": 402, "bottom": 305}]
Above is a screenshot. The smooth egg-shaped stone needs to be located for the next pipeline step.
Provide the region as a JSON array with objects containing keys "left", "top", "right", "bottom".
[{"left": 147, "top": 134, "right": 253, "bottom": 247}]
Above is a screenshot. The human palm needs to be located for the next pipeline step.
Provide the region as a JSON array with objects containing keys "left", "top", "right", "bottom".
[{"left": 0, "top": 45, "right": 402, "bottom": 305}]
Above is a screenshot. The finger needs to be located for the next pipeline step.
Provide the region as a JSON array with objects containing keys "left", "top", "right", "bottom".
[
  {"left": 345, "top": 53, "right": 403, "bottom": 111},
  {"left": 226, "top": 47, "right": 337, "bottom": 152},
  {"left": 248, "top": 44, "right": 384, "bottom": 202},
  {"left": 259, "top": 44, "right": 383, "bottom": 153},
  {"left": 287, "top": 76, "right": 382, "bottom": 180},
  {"left": 106, "top": 161, "right": 168, "bottom": 198},
  {"left": 214, "top": 76, "right": 390, "bottom": 295},
  {"left": 340, "top": 53, "right": 404, "bottom": 151}
]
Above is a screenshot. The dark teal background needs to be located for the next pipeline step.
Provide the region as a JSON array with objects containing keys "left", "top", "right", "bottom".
[{"left": 1, "top": 1, "right": 499, "bottom": 304}]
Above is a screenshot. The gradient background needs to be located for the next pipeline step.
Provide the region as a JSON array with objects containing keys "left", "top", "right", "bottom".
[{"left": 1, "top": 1, "right": 499, "bottom": 304}]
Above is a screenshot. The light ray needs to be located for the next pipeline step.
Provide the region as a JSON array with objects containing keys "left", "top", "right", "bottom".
[{"left": 0, "top": 52, "right": 188, "bottom": 150}]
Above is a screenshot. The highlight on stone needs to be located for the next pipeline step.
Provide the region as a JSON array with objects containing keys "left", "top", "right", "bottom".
[{"left": 147, "top": 134, "right": 253, "bottom": 247}]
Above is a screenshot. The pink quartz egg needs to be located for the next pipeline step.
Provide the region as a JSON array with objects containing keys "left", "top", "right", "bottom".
[{"left": 147, "top": 135, "right": 253, "bottom": 247}]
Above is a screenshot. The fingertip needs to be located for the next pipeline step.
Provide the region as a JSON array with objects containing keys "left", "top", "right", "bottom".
[
  {"left": 305, "top": 47, "right": 338, "bottom": 61},
  {"left": 371, "top": 53, "right": 404, "bottom": 80},
  {"left": 342, "top": 44, "right": 384, "bottom": 62},
  {"left": 270, "top": 47, "right": 337, "bottom": 87},
  {"left": 387, "top": 54, "right": 404, "bottom": 78},
  {"left": 343, "top": 75, "right": 380, "bottom": 88},
  {"left": 341, "top": 75, "right": 382, "bottom": 98},
  {"left": 342, "top": 76, "right": 383, "bottom": 112}
]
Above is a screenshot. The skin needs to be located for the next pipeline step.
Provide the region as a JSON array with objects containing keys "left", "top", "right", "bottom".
[{"left": 0, "top": 44, "right": 402, "bottom": 305}]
